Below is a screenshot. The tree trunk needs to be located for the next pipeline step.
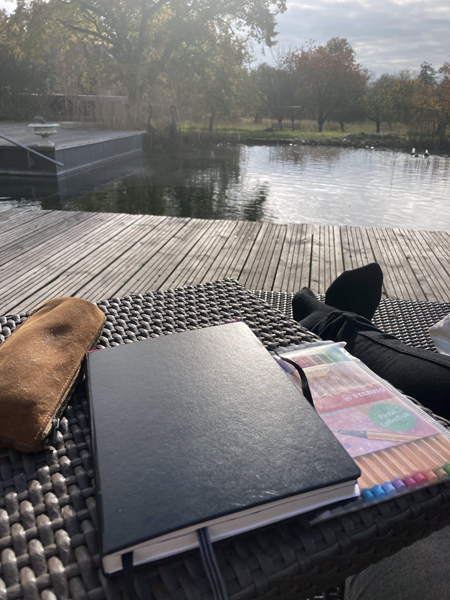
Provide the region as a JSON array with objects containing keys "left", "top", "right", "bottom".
[
  {"left": 376, "top": 119, "right": 381, "bottom": 134},
  {"left": 339, "top": 120, "right": 345, "bottom": 132},
  {"left": 135, "top": 1, "right": 150, "bottom": 63},
  {"left": 436, "top": 121, "right": 447, "bottom": 140},
  {"left": 209, "top": 115, "right": 214, "bottom": 132},
  {"left": 126, "top": 73, "right": 141, "bottom": 128},
  {"left": 318, "top": 110, "right": 325, "bottom": 132},
  {"left": 277, "top": 116, "right": 283, "bottom": 129}
]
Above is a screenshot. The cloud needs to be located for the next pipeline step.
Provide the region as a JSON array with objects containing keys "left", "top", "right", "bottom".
[
  {"left": 1, "top": 0, "right": 448, "bottom": 75},
  {"left": 269, "top": 0, "right": 450, "bottom": 74},
  {"left": 0, "top": 0, "right": 14, "bottom": 13}
]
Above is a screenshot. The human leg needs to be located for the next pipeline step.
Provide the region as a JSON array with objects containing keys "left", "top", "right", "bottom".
[
  {"left": 292, "top": 279, "right": 450, "bottom": 419},
  {"left": 298, "top": 265, "right": 450, "bottom": 596},
  {"left": 344, "top": 525, "right": 450, "bottom": 600},
  {"left": 325, "top": 262, "right": 383, "bottom": 320}
]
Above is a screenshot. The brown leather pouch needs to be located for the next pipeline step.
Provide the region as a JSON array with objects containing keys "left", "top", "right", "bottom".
[{"left": 0, "top": 297, "right": 105, "bottom": 452}]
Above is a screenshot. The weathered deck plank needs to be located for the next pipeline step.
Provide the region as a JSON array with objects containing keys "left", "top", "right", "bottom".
[
  {"left": 239, "top": 222, "right": 286, "bottom": 290},
  {"left": 253, "top": 223, "right": 287, "bottom": 291},
  {"left": 378, "top": 228, "right": 426, "bottom": 301},
  {"left": 76, "top": 215, "right": 184, "bottom": 300},
  {"left": 273, "top": 222, "right": 313, "bottom": 292},
  {"left": 310, "top": 224, "right": 345, "bottom": 294},
  {"left": 0, "top": 211, "right": 95, "bottom": 267},
  {"left": 0, "top": 210, "right": 75, "bottom": 246},
  {"left": 1, "top": 208, "right": 449, "bottom": 315},
  {"left": 0, "top": 208, "right": 49, "bottom": 233},
  {"left": 115, "top": 217, "right": 212, "bottom": 295},
  {"left": 1, "top": 212, "right": 114, "bottom": 298},
  {"left": 351, "top": 226, "right": 377, "bottom": 269},
  {"left": 368, "top": 227, "right": 410, "bottom": 300},
  {"left": 338, "top": 225, "right": 375, "bottom": 274},
  {"left": 393, "top": 229, "right": 435, "bottom": 301},
  {"left": 411, "top": 229, "right": 450, "bottom": 302},
  {"left": 21, "top": 215, "right": 162, "bottom": 309},
  {"left": 1, "top": 213, "right": 145, "bottom": 313},
  {"left": 162, "top": 219, "right": 240, "bottom": 290},
  {"left": 201, "top": 220, "right": 263, "bottom": 283}
]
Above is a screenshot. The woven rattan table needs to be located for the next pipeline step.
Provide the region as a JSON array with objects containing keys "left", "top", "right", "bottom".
[{"left": 1, "top": 279, "right": 450, "bottom": 600}]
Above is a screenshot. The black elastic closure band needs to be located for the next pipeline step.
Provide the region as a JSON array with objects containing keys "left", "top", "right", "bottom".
[
  {"left": 122, "top": 552, "right": 143, "bottom": 600},
  {"left": 274, "top": 352, "right": 315, "bottom": 407},
  {"left": 197, "top": 528, "right": 228, "bottom": 600}
]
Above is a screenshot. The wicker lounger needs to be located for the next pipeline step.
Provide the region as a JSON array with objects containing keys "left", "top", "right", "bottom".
[
  {"left": 1, "top": 279, "right": 450, "bottom": 600},
  {"left": 253, "top": 291, "right": 450, "bottom": 353}
]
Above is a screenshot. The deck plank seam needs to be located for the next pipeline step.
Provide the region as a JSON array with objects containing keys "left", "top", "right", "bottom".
[
  {"left": 234, "top": 221, "right": 264, "bottom": 286},
  {"left": 3, "top": 213, "right": 150, "bottom": 313},
  {"left": 69, "top": 216, "right": 166, "bottom": 297}
]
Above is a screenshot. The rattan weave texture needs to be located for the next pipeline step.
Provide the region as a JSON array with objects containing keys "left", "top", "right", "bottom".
[
  {"left": 254, "top": 291, "right": 450, "bottom": 353},
  {"left": 1, "top": 280, "right": 450, "bottom": 600}
]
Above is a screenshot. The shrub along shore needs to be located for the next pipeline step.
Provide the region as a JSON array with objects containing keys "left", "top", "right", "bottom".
[
  {"left": 145, "top": 129, "right": 449, "bottom": 155},
  {"left": 240, "top": 133, "right": 405, "bottom": 149}
]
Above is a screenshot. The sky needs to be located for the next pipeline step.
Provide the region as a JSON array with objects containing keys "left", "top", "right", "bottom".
[
  {"left": 1, "top": 0, "right": 449, "bottom": 77},
  {"left": 263, "top": 0, "right": 450, "bottom": 76}
]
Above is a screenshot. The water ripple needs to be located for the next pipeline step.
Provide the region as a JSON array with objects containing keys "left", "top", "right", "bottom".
[{"left": 1, "top": 145, "right": 449, "bottom": 229}]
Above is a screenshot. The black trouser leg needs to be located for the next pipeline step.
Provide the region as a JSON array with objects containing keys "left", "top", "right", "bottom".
[{"left": 305, "top": 310, "right": 450, "bottom": 420}]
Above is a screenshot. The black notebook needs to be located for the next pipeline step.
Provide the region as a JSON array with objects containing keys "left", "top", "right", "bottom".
[{"left": 86, "top": 322, "right": 360, "bottom": 574}]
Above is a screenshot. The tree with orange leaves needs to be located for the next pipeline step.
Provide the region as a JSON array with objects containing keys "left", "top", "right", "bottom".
[
  {"left": 411, "top": 62, "right": 450, "bottom": 141},
  {"left": 283, "top": 38, "right": 368, "bottom": 132},
  {"left": 435, "top": 63, "right": 450, "bottom": 138}
]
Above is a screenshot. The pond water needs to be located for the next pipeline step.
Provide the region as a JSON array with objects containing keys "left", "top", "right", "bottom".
[{"left": 1, "top": 145, "right": 450, "bottom": 230}]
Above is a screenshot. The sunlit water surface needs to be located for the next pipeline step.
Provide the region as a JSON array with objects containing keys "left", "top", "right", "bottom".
[{"left": 1, "top": 145, "right": 450, "bottom": 229}]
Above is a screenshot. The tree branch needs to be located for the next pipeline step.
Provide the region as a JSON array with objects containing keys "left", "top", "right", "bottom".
[{"left": 56, "top": 18, "right": 114, "bottom": 46}]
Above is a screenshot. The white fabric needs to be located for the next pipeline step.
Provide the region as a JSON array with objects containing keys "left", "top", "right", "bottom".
[{"left": 429, "top": 313, "right": 450, "bottom": 355}]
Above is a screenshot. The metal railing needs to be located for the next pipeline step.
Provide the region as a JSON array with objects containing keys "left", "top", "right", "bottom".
[{"left": 0, "top": 133, "right": 64, "bottom": 167}]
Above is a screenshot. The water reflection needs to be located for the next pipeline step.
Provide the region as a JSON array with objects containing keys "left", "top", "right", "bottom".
[
  {"left": 0, "top": 146, "right": 269, "bottom": 221},
  {"left": 1, "top": 145, "right": 449, "bottom": 230},
  {"left": 237, "top": 146, "right": 450, "bottom": 230},
  {"left": 111, "top": 146, "right": 271, "bottom": 221}
]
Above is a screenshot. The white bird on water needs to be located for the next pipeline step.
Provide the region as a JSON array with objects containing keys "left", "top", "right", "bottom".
[{"left": 424, "top": 149, "right": 430, "bottom": 158}]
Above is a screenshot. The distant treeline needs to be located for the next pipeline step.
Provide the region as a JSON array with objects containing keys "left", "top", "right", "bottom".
[{"left": 0, "top": 0, "right": 449, "bottom": 147}]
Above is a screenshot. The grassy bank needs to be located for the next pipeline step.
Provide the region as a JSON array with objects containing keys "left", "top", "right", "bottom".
[
  {"left": 180, "top": 118, "right": 407, "bottom": 140},
  {"left": 145, "top": 118, "right": 449, "bottom": 153}
]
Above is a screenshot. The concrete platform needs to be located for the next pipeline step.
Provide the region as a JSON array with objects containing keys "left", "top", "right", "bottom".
[
  {"left": 0, "top": 153, "right": 144, "bottom": 202},
  {"left": 0, "top": 122, "right": 144, "bottom": 177}
]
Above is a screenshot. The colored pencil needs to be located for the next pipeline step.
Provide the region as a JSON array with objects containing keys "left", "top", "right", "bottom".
[
  {"left": 420, "top": 438, "right": 447, "bottom": 463},
  {"left": 432, "top": 433, "right": 450, "bottom": 449},
  {"left": 370, "top": 452, "right": 407, "bottom": 492},
  {"left": 354, "top": 457, "right": 387, "bottom": 499},
  {"left": 408, "top": 440, "right": 440, "bottom": 468},
  {"left": 393, "top": 446, "right": 429, "bottom": 485},
  {"left": 354, "top": 465, "right": 374, "bottom": 490},
  {"left": 278, "top": 343, "right": 450, "bottom": 505},
  {"left": 358, "top": 455, "right": 397, "bottom": 496},
  {"left": 338, "top": 430, "right": 418, "bottom": 442},
  {"left": 400, "top": 444, "right": 438, "bottom": 484},
  {"left": 377, "top": 448, "right": 408, "bottom": 478},
  {"left": 431, "top": 434, "right": 450, "bottom": 462},
  {"left": 409, "top": 440, "right": 449, "bottom": 480},
  {"left": 384, "top": 448, "right": 420, "bottom": 489},
  {"left": 424, "top": 437, "right": 450, "bottom": 475}
]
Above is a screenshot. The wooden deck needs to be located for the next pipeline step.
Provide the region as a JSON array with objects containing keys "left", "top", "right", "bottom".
[{"left": 1, "top": 208, "right": 449, "bottom": 315}]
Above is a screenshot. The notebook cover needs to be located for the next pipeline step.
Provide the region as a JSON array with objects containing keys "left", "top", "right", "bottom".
[{"left": 86, "top": 322, "right": 360, "bottom": 561}]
